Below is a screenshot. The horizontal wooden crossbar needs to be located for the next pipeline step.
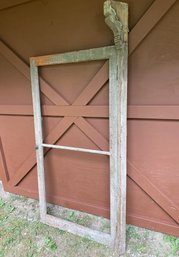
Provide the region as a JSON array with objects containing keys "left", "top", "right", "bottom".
[
  {"left": 0, "top": 105, "right": 109, "bottom": 117},
  {"left": 45, "top": 214, "right": 112, "bottom": 246},
  {"left": 128, "top": 105, "right": 179, "bottom": 120},
  {"left": 31, "top": 46, "right": 114, "bottom": 66},
  {"left": 3, "top": 104, "right": 179, "bottom": 120},
  {"left": 42, "top": 143, "right": 110, "bottom": 155}
]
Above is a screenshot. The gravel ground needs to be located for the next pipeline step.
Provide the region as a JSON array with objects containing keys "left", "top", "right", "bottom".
[{"left": 0, "top": 183, "right": 178, "bottom": 257}]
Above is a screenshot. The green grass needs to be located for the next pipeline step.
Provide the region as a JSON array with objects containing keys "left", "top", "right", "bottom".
[
  {"left": 6, "top": 205, "right": 15, "bottom": 213},
  {"left": 0, "top": 199, "right": 5, "bottom": 208},
  {"left": 127, "top": 226, "right": 141, "bottom": 241},
  {"left": 0, "top": 197, "right": 113, "bottom": 257},
  {"left": 2, "top": 196, "right": 177, "bottom": 257},
  {"left": 134, "top": 244, "right": 146, "bottom": 253},
  {"left": 66, "top": 211, "right": 76, "bottom": 222},
  {"left": 163, "top": 235, "right": 179, "bottom": 255},
  {"left": 45, "top": 237, "right": 58, "bottom": 251}
]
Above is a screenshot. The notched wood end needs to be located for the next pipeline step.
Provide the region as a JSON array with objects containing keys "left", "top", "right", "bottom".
[{"left": 104, "top": 0, "right": 128, "bottom": 49}]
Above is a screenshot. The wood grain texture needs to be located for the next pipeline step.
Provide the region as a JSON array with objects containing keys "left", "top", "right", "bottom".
[
  {"left": 45, "top": 214, "right": 112, "bottom": 247},
  {"left": 30, "top": 61, "right": 47, "bottom": 220},
  {"left": 104, "top": 1, "right": 128, "bottom": 255},
  {"left": 32, "top": 47, "right": 112, "bottom": 66}
]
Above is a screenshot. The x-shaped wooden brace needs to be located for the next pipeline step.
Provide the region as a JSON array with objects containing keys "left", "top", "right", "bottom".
[
  {"left": 8, "top": 61, "right": 109, "bottom": 187},
  {"left": 0, "top": 0, "right": 178, "bottom": 223}
]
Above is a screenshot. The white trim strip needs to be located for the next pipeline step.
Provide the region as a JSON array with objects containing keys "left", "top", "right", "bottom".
[{"left": 42, "top": 143, "right": 110, "bottom": 156}]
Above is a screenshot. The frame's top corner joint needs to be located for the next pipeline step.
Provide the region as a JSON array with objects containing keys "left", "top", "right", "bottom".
[
  {"left": 30, "top": 57, "right": 37, "bottom": 67},
  {"left": 104, "top": 0, "right": 129, "bottom": 50}
]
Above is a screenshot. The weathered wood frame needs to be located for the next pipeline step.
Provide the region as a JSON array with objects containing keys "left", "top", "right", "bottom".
[{"left": 30, "top": 1, "right": 128, "bottom": 255}]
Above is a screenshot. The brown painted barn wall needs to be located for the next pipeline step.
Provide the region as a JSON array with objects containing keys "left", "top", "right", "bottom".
[{"left": 0, "top": 0, "right": 179, "bottom": 236}]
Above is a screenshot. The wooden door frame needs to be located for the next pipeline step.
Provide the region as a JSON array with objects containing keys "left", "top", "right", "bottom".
[
  {"left": 30, "top": 43, "right": 125, "bottom": 252},
  {"left": 29, "top": 1, "right": 128, "bottom": 255}
]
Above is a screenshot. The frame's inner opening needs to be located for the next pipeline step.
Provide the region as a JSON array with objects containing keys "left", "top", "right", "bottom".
[{"left": 30, "top": 46, "right": 121, "bottom": 247}]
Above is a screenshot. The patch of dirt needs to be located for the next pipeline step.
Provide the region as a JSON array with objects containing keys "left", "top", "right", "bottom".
[{"left": 0, "top": 183, "right": 178, "bottom": 257}]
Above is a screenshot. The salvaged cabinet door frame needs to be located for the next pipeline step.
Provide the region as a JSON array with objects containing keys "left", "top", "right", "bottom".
[{"left": 30, "top": 1, "right": 128, "bottom": 255}]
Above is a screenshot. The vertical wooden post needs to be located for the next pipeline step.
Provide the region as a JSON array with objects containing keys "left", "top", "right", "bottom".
[
  {"left": 30, "top": 59, "right": 47, "bottom": 221},
  {"left": 104, "top": 1, "right": 128, "bottom": 255}
]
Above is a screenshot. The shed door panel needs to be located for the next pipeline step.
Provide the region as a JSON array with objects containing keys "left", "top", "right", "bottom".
[
  {"left": 0, "top": 0, "right": 179, "bottom": 237},
  {"left": 127, "top": 0, "right": 179, "bottom": 236},
  {"left": 0, "top": 56, "right": 110, "bottom": 217}
]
